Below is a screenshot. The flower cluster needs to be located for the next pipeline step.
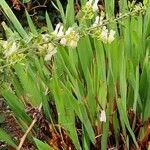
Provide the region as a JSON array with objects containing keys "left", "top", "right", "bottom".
[
  {"left": 38, "top": 24, "right": 80, "bottom": 61},
  {"left": 60, "top": 27, "right": 80, "bottom": 49},
  {"left": 86, "top": 0, "right": 99, "bottom": 12},
  {"left": 53, "top": 23, "right": 80, "bottom": 49},
  {"left": 100, "top": 26, "right": 116, "bottom": 44},
  {"left": 133, "top": 3, "right": 145, "bottom": 13},
  {"left": 77, "top": 0, "right": 99, "bottom": 21},
  {"left": 0, "top": 1, "right": 146, "bottom": 77},
  {"left": 38, "top": 34, "right": 57, "bottom": 61},
  {"left": 92, "top": 16, "right": 104, "bottom": 27},
  {"left": 44, "top": 43, "right": 57, "bottom": 61},
  {"left": 6, "top": 0, "right": 145, "bottom": 68},
  {"left": 52, "top": 23, "right": 64, "bottom": 38},
  {"left": 92, "top": 16, "right": 116, "bottom": 43}
]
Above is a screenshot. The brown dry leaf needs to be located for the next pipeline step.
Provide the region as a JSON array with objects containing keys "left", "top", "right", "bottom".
[
  {"left": 142, "top": 123, "right": 150, "bottom": 147},
  {"left": 48, "top": 124, "right": 62, "bottom": 150}
]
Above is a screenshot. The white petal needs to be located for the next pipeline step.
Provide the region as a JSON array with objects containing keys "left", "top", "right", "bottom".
[
  {"left": 109, "top": 30, "right": 116, "bottom": 37},
  {"left": 42, "top": 34, "right": 49, "bottom": 42},
  {"left": 102, "top": 26, "right": 107, "bottom": 30},
  {"left": 60, "top": 38, "right": 67, "bottom": 46},
  {"left": 65, "top": 27, "right": 73, "bottom": 35},
  {"left": 54, "top": 23, "right": 61, "bottom": 35},
  {"left": 5, "top": 42, "right": 17, "bottom": 57},
  {"left": 57, "top": 25, "right": 64, "bottom": 37},
  {"left": 100, "top": 27, "right": 108, "bottom": 43},
  {"left": 107, "top": 36, "right": 115, "bottom": 43},
  {"left": 47, "top": 43, "right": 55, "bottom": 52},
  {"left": 68, "top": 40, "right": 78, "bottom": 49},
  {"left": 92, "top": 4, "right": 98, "bottom": 12},
  {"left": 93, "top": 16, "right": 103, "bottom": 27},
  {"left": 95, "top": 16, "right": 100, "bottom": 24},
  {"left": 94, "top": 0, "right": 99, "bottom": 4},
  {"left": 44, "top": 49, "right": 57, "bottom": 61},
  {"left": 100, "top": 110, "right": 106, "bottom": 122},
  {"left": 86, "top": 0, "right": 93, "bottom": 6},
  {"left": 92, "top": 0, "right": 99, "bottom": 12},
  {"left": 2, "top": 41, "right": 8, "bottom": 49},
  {"left": 108, "top": 30, "right": 116, "bottom": 43}
]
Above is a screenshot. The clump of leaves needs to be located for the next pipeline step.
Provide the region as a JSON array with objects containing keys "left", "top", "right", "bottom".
[{"left": 0, "top": 0, "right": 150, "bottom": 150}]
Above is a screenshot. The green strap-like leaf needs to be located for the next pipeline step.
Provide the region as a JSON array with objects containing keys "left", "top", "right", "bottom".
[
  {"left": 0, "top": 128, "right": 17, "bottom": 148},
  {"left": 0, "top": 0, "right": 28, "bottom": 38},
  {"left": 34, "top": 138, "right": 52, "bottom": 150}
]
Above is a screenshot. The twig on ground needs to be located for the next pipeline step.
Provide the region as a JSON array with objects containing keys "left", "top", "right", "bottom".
[{"left": 16, "top": 103, "right": 42, "bottom": 150}]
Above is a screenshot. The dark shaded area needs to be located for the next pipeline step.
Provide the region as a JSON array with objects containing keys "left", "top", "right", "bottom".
[{"left": 0, "top": 0, "right": 68, "bottom": 37}]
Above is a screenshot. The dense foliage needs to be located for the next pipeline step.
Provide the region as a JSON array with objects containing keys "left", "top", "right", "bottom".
[{"left": 0, "top": 0, "right": 150, "bottom": 149}]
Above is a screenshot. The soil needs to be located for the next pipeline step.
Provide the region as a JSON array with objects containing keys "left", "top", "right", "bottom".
[{"left": 0, "top": 99, "right": 35, "bottom": 150}]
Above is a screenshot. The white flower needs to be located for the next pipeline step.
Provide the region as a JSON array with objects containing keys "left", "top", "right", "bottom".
[
  {"left": 44, "top": 48, "right": 57, "bottom": 61},
  {"left": 65, "top": 27, "right": 74, "bottom": 35},
  {"left": 92, "top": 0, "right": 99, "bottom": 12},
  {"left": 4, "top": 42, "right": 18, "bottom": 57},
  {"left": 60, "top": 38, "right": 67, "bottom": 46},
  {"left": 42, "top": 34, "right": 49, "bottom": 42},
  {"left": 68, "top": 40, "right": 78, "bottom": 49},
  {"left": 93, "top": 16, "right": 100, "bottom": 27},
  {"left": 60, "top": 27, "right": 79, "bottom": 49},
  {"left": 100, "top": 26, "right": 108, "bottom": 43},
  {"left": 39, "top": 44, "right": 46, "bottom": 50},
  {"left": 93, "top": 16, "right": 104, "bottom": 27},
  {"left": 54, "top": 23, "right": 61, "bottom": 35},
  {"left": 2, "top": 41, "right": 8, "bottom": 49},
  {"left": 99, "top": 16, "right": 104, "bottom": 24},
  {"left": 101, "top": 11, "right": 105, "bottom": 18},
  {"left": 86, "top": 0, "right": 93, "bottom": 6},
  {"left": 57, "top": 25, "right": 64, "bottom": 37},
  {"left": 100, "top": 110, "right": 106, "bottom": 122},
  {"left": 47, "top": 43, "right": 55, "bottom": 52},
  {"left": 107, "top": 30, "right": 116, "bottom": 43},
  {"left": 86, "top": 0, "right": 99, "bottom": 12},
  {"left": 99, "top": 26, "right": 116, "bottom": 44},
  {"left": 95, "top": 16, "right": 100, "bottom": 24},
  {"left": 44, "top": 43, "right": 57, "bottom": 61},
  {"left": 53, "top": 23, "right": 64, "bottom": 37}
]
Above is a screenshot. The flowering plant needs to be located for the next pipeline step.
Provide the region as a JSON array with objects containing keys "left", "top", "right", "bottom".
[
  {"left": 0, "top": 1, "right": 144, "bottom": 66},
  {"left": 0, "top": 0, "right": 150, "bottom": 150}
]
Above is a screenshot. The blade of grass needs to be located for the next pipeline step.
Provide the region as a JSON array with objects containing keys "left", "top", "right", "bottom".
[
  {"left": 1, "top": 89, "right": 31, "bottom": 124},
  {"left": 0, "top": 128, "right": 17, "bottom": 148},
  {"left": 34, "top": 138, "right": 53, "bottom": 150},
  {"left": 45, "top": 11, "right": 53, "bottom": 33},
  {"left": 117, "top": 98, "right": 139, "bottom": 148},
  {"left": 0, "top": 0, "right": 28, "bottom": 38},
  {"left": 25, "top": 10, "right": 38, "bottom": 35},
  {"left": 65, "top": 0, "right": 75, "bottom": 27}
]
